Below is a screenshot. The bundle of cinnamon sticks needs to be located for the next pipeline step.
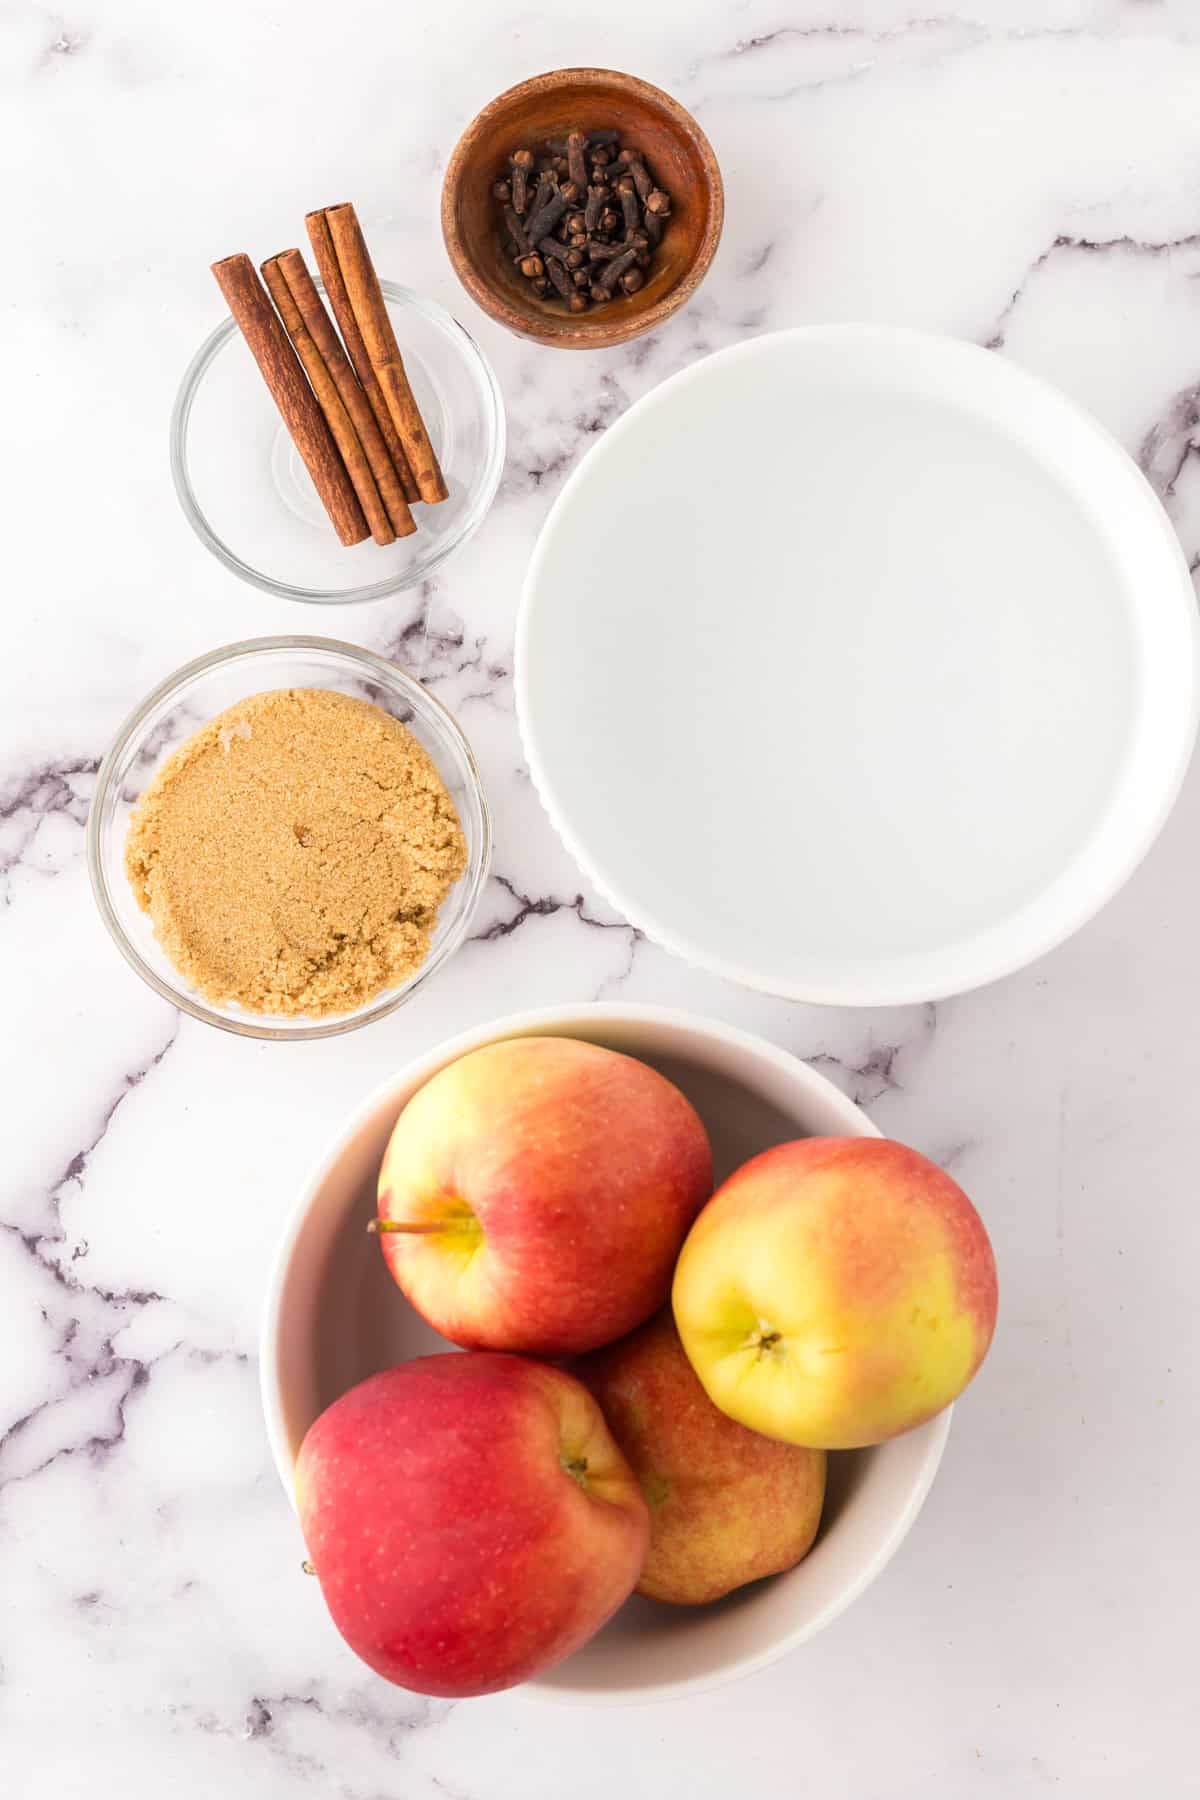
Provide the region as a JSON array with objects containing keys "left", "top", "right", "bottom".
[{"left": 211, "top": 204, "right": 446, "bottom": 548}]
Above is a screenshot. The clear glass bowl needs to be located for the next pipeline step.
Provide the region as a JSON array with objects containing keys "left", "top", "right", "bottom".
[
  {"left": 170, "top": 284, "right": 505, "bottom": 603},
  {"left": 87, "top": 637, "right": 492, "bottom": 1039}
]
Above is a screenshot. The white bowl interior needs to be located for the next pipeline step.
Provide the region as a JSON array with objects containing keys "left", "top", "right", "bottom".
[
  {"left": 261, "top": 1004, "right": 950, "bottom": 1703},
  {"left": 517, "top": 326, "right": 1199, "bottom": 1005}
]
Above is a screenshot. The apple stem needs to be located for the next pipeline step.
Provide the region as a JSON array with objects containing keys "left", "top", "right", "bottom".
[
  {"left": 301, "top": 1560, "right": 316, "bottom": 1576},
  {"left": 368, "top": 1219, "right": 452, "bottom": 1236}
]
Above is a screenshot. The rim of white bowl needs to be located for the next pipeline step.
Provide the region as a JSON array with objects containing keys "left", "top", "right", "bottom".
[
  {"left": 258, "top": 1001, "right": 953, "bottom": 1704},
  {"left": 516, "top": 325, "right": 1200, "bottom": 1007}
]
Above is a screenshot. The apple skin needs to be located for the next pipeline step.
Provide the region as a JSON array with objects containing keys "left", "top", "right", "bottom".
[
  {"left": 375, "top": 1037, "right": 713, "bottom": 1356},
  {"left": 578, "top": 1310, "right": 826, "bottom": 1605},
  {"left": 672, "top": 1138, "right": 998, "bottom": 1451},
  {"left": 296, "top": 1353, "right": 650, "bottom": 1698}
]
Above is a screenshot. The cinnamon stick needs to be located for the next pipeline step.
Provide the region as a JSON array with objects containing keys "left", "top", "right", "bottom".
[
  {"left": 211, "top": 254, "right": 369, "bottom": 547},
  {"left": 304, "top": 208, "right": 420, "bottom": 505},
  {"left": 262, "top": 249, "right": 415, "bottom": 541},
  {"left": 321, "top": 203, "right": 449, "bottom": 505},
  {"left": 261, "top": 253, "right": 395, "bottom": 546}
]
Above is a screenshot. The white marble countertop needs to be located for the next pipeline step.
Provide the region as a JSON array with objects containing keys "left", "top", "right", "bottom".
[{"left": 4, "top": 3, "right": 1200, "bottom": 1794}]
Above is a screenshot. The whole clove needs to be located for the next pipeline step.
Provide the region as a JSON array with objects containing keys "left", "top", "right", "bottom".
[
  {"left": 625, "top": 153, "right": 654, "bottom": 203},
  {"left": 510, "top": 148, "right": 535, "bottom": 214},
  {"left": 493, "top": 125, "right": 672, "bottom": 312},
  {"left": 502, "top": 205, "right": 530, "bottom": 258},
  {"left": 530, "top": 171, "right": 557, "bottom": 219},
  {"left": 584, "top": 185, "right": 608, "bottom": 232},
  {"left": 566, "top": 131, "right": 589, "bottom": 190},
  {"left": 524, "top": 186, "right": 569, "bottom": 244},
  {"left": 544, "top": 255, "right": 573, "bottom": 300},
  {"left": 596, "top": 243, "right": 640, "bottom": 294}
]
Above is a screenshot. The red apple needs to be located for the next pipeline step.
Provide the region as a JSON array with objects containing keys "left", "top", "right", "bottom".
[
  {"left": 673, "top": 1137, "right": 998, "bottom": 1450},
  {"left": 579, "top": 1310, "right": 826, "bottom": 1604},
  {"left": 374, "top": 1036, "right": 713, "bottom": 1355},
  {"left": 296, "top": 1353, "right": 650, "bottom": 1697}
]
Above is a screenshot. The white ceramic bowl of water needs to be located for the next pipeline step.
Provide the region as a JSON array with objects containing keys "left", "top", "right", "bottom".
[{"left": 518, "top": 327, "right": 1198, "bottom": 1004}]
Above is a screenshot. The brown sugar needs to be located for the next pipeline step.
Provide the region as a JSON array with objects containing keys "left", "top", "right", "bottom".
[{"left": 125, "top": 687, "right": 467, "bottom": 1016}]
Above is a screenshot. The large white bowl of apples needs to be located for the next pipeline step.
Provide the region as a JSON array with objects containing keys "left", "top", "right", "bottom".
[{"left": 260, "top": 1004, "right": 997, "bottom": 1704}]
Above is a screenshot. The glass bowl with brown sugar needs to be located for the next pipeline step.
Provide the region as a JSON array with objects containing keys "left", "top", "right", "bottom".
[{"left": 87, "top": 637, "right": 491, "bottom": 1040}]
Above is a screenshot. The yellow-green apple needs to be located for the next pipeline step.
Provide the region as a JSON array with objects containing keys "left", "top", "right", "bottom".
[
  {"left": 578, "top": 1310, "right": 826, "bottom": 1604},
  {"left": 672, "top": 1138, "right": 997, "bottom": 1450},
  {"left": 374, "top": 1037, "right": 712, "bottom": 1355},
  {"left": 296, "top": 1353, "right": 649, "bottom": 1697}
]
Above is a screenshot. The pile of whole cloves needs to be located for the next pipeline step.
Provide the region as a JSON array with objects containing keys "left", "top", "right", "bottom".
[{"left": 493, "top": 128, "right": 671, "bottom": 315}]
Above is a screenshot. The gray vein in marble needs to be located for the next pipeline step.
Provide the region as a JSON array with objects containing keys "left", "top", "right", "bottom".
[
  {"left": 685, "top": 15, "right": 982, "bottom": 102},
  {"left": 696, "top": 8, "right": 1177, "bottom": 70},
  {"left": 686, "top": 9, "right": 1200, "bottom": 109},
  {"left": 374, "top": 583, "right": 510, "bottom": 710},
  {"left": 0, "top": 1023, "right": 181, "bottom": 1490},
  {"left": 501, "top": 371, "right": 630, "bottom": 500},
  {"left": 985, "top": 230, "right": 1200, "bottom": 351},
  {"left": 243, "top": 1694, "right": 320, "bottom": 1742},
  {"left": 0, "top": 755, "right": 97, "bottom": 897},
  {"left": 40, "top": 27, "right": 87, "bottom": 69},
  {"left": 469, "top": 873, "right": 640, "bottom": 949},
  {"left": 807, "top": 1002, "right": 938, "bottom": 1107},
  {"left": 594, "top": 925, "right": 643, "bottom": 1000},
  {"left": 13, "top": 1017, "right": 179, "bottom": 1248},
  {"left": 742, "top": 240, "right": 776, "bottom": 276},
  {"left": 710, "top": 17, "right": 973, "bottom": 57},
  {"left": 0, "top": 1336, "right": 149, "bottom": 1490},
  {"left": 1138, "top": 381, "right": 1200, "bottom": 496},
  {"left": 180, "top": 1680, "right": 456, "bottom": 1794},
  {"left": 932, "top": 1137, "right": 981, "bottom": 1173}
]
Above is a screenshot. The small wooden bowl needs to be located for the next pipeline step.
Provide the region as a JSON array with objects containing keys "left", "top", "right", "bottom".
[{"left": 442, "top": 68, "right": 724, "bottom": 350}]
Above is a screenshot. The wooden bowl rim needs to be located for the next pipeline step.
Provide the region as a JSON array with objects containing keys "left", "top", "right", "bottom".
[{"left": 441, "top": 66, "right": 724, "bottom": 350}]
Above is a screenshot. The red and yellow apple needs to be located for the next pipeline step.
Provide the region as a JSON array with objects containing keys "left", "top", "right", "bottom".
[
  {"left": 375, "top": 1036, "right": 713, "bottom": 1356},
  {"left": 579, "top": 1310, "right": 826, "bottom": 1604},
  {"left": 672, "top": 1137, "right": 997, "bottom": 1450},
  {"left": 296, "top": 1352, "right": 650, "bottom": 1697}
]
